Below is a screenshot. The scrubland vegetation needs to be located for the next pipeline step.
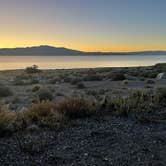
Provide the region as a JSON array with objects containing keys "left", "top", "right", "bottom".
[
  {"left": 1, "top": 64, "right": 166, "bottom": 165},
  {"left": 1, "top": 87, "right": 166, "bottom": 137}
]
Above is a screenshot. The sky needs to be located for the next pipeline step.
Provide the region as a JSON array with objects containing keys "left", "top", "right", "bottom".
[{"left": 0, "top": 0, "right": 166, "bottom": 52}]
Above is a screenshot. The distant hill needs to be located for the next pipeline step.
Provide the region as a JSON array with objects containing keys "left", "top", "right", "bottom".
[{"left": 0, "top": 45, "right": 166, "bottom": 56}]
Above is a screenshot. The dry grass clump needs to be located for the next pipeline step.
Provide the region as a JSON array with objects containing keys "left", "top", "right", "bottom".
[
  {"left": 22, "top": 97, "right": 96, "bottom": 128},
  {"left": 23, "top": 101, "right": 63, "bottom": 128},
  {"left": 102, "top": 91, "right": 155, "bottom": 117},
  {"left": 56, "top": 97, "right": 96, "bottom": 119},
  {"left": 0, "top": 104, "right": 16, "bottom": 136}
]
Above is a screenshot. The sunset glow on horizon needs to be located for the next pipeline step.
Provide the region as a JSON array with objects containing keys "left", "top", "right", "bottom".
[{"left": 0, "top": 0, "right": 166, "bottom": 52}]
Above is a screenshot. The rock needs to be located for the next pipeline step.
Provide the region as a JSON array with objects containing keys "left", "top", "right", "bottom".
[{"left": 156, "top": 73, "right": 166, "bottom": 80}]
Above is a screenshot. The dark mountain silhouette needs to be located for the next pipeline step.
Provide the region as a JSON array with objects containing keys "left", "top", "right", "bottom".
[{"left": 0, "top": 45, "right": 165, "bottom": 56}]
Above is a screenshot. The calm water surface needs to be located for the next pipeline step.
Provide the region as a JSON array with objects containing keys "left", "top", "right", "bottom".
[{"left": 0, "top": 55, "right": 166, "bottom": 70}]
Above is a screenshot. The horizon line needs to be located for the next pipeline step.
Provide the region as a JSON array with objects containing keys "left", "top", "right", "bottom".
[{"left": 0, "top": 45, "right": 166, "bottom": 53}]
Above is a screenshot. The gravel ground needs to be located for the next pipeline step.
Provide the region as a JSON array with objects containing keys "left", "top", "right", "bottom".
[{"left": 0, "top": 116, "right": 166, "bottom": 166}]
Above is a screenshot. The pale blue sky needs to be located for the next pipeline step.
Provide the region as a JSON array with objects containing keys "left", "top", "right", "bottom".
[{"left": 0, "top": 0, "right": 165, "bottom": 51}]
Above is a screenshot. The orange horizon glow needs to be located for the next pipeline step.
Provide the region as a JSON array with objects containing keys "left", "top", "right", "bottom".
[
  {"left": 0, "top": 42, "right": 166, "bottom": 53},
  {"left": 0, "top": 1, "right": 166, "bottom": 53}
]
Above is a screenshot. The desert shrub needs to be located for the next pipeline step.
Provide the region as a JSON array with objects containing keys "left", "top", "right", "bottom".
[
  {"left": 104, "top": 91, "right": 155, "bottom": 117},
  {"left": 0, "top": 104, "right": 16, "bottom": 136},
  {"left": 57, "top": 97, "right": 96, "bottom": 119},
  {"left": 86, "top": 90, "right": 98, "bottom": 96},
  {"left": 12, "top": 96, "right": 20, "bottom": 103},
  {"left": 30, "top": 78, "right": 39, "bottom": 84},
  {"left": 138, "top": 70, "right": 158, "bottom": 78},
  {"left": 140, "top": 77, "right": 145, "bottom": 81},
  {"left": 0, "top": 85, "right": 13, "bottom": 97},
  {"left": 24, "top": 101, "right": 63, "bottom": 128},
  {"left": 107, "top": 97, "right": 130, "bottom": 116},
  {"left": 155, "top": 87, "right": 166, "bottom": 103},
  {"left": 109, "top": 72, "right": 126, "bottom": 81},
  {"left": 38, "top": 88, "right": 53, "bottom": 101},
  {"left": 76, "top": 82, "right": 86, "bottom": 89},
  {"left": 98, "top": 89, "right": 106, "bottom": 95},
  {"left": 13, "top": 78, "right": 25, "bottom": 85},
  {"left": 123, "top": 80, "right": 129, "bottom": 85},
  {"left": 70, "top": 77, "right": 82, "bottom": 85},
  {"left": 148, "top": 72, "right": 158, "bottom": 78},
  {"left": 84, "top": 74, "right": 102, "bottom": 81},
  {"left": 32, "top": 85, "right": 41, "bottom": 92},
  {"left": 13, "top": 74, "right": 39, "bottom": 85},
  {"left": 144, "top": 85, "right": 153, "bottom": 89},
  {"left": 146, "top": 79, "right": 155, "bottom": 84},
  {"left": 25, "top": 65, "right": 40, "bottom": 74},
  {"left": 49, "top": 77, "right": 60, "bottom": 84},
  {"left": 154, "top": 63, "right": 166, "bottom": 69}
]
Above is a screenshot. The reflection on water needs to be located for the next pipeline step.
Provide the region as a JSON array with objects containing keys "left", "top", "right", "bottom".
[{"left": 0, "top": 55, "right": 166, "bottom": 70}]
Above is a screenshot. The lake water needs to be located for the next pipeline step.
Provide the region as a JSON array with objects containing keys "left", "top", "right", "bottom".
[{"left": 0, "top": 55, "right": 166, "bottom": 70}]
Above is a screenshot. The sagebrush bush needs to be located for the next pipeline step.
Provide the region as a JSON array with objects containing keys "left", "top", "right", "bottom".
[
  {"left": 0, "top": 85, "right": 13, "bottom": 97},
  {"left": 32, "top": 85, "right": 41, "bottom": 92},
  {"left": 84, "top": 74, "right": 102, "bottom": 81},
  {"left": 155, "top": 87, "right": 166, "bottom": 103},
  {"left": 109, "top": 72, "right": 126, "bottom": 81},
  {"left": 146, "top": 79, "right": 155, "bottom": 84},
  {"left": 25, "top": 65, "right": 41, "bottom": 74},
  {"left": 38, "top": 88, "right": 53, "bottom": 101},
  {"left": 76, "top": 82, "right": 86, "bottom": 89}
]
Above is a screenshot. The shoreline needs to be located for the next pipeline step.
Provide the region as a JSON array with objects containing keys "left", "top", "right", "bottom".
[{"left": 0, "top": 64, "right": 157, "bottom": 72}]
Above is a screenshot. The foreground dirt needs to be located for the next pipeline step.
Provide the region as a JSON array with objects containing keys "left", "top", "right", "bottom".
[{"left": 1, "top": 117, "right": 166, "bottom": 166}]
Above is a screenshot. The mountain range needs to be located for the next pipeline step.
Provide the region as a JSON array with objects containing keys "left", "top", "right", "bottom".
[{"left": 0, "top": 45, "right": 166, "bottom": 56}]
